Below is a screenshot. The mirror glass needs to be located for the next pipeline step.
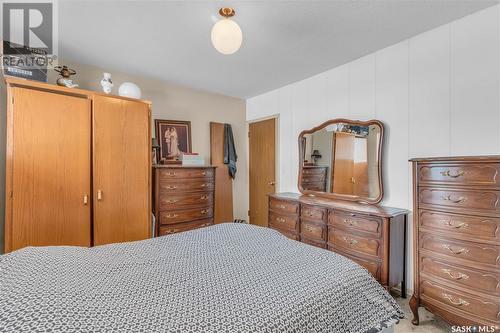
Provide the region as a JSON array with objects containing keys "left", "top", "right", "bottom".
[{"left": 299, "top": 120, "right": 383, "bottom": 204}]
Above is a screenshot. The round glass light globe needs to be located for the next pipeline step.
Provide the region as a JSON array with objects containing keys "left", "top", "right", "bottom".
[
  {"left": 118, "top": 82, "right": 142, "bottom": 99},
  {"left": 211, "top": 19, "right": 242, "bottom": 55}
]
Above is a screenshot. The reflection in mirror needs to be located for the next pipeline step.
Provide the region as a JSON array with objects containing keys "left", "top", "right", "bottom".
[{"left": 299, "top": 120, "right": 383, "bottom": 204}]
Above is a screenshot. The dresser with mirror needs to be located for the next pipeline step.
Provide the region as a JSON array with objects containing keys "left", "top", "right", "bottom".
[{"left": 268, "top": 119, "right": 409, "bottom": 296}]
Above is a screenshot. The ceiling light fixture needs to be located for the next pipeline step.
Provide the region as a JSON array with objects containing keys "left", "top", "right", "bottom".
[{"left": 211, "top": 7, "right": 242, "bottom": 55}]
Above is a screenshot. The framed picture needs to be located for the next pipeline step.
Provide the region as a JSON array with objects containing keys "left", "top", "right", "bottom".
[{"left": 154, "top": 119, "right": 192, "bottom": 164}]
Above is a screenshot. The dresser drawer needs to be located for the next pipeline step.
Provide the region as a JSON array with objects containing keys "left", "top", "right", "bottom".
[
  {"left": 301, "top": 182, "right": 326, "bottom": 191},
  {"left": 269, "top": 198, "right": 299, "bottom": 215},
  {"left": 419, "top": 187, "right": 500, "bottom": 214},
  {"left": 160, "top": 180, "right": 214, "bottom": 194},
  {"left": 420, "top": 256, "right": 500, "bottom": 296},
  {"left": 159, "top": 219, "right": 213, "bottom": 236},
  {"left": 420, "top": 279, "right": 500, "bottom": 323},
  {"left": 301, "top": 236, "right": 327, "bottom": 249},
  {"left": 158, "top": 192, "right": 213, "bottom": 211},
  {"left": 333, "top": 247, "right": 381, "bottom": 281},
  {"left": 270, "top": 227, "right": 298, "bottom": 241},
  {"left": 303, "top": 168, "right": 327, "bottom": 176},
  {"left": 419, "top": 210, "right": 500, "bottom": 243},
  {"left": 302, "top": 174, "right": 326, "bottom": 183},
  {"left": 328, "top": 227, "right": 381, "bottom": 258},
  {"left": 300, "top": 204, "right": 327, "bottom": 222},
  {"left": 301, "top": 220, "right": 326, "bottom": 241},
  {"left": 329, "top": 210, "right": 382, "bottom": 236},
  {"left": 159, "top": 168, "right": 214, "bottom": 180},
  {"left": 268, "top": 211, "right": 298, "bottom": 232},
  {"left": 418, "top": 163, "right": 500, "bottom": 187},
  {"left": 420, "top": 233, "right": 500, "bottom": 268},
  {"left": 159, "top": 206, "right": 213, "bottom": 225}
]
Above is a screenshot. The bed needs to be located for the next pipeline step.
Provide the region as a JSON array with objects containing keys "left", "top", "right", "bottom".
[{"left": 0, "top": 223, "right": 403, "bottom": 332}]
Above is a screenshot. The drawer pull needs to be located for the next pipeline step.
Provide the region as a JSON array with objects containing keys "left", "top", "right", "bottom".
[
  {"left": 166, "top": 213, "right": 179, "bottom": 218},
  {"left": 201, "top": 171, "right": 206, "bottom": 176},
  {"left": 200, "top": 195, "right": 209, "bottom": 200},
  {"left": 343, "top": 219, "right": 358, "bottom": 226},
  {"left": 442, "top": 220, "right": 468, "bottom": 229},
  {"left": 442, "top": 293, "right": 470, "bottom": 307},
  {"left": 166, "top": 172, "right": 177, "bottom": 176},
  {"left": 166, "top": 229, "right": 179, "bottom": 234},
  {"left": 166, "top": 185, "right": 177, "bottom": 190},
  {"left": 441, "top": 195, "right": 465, "bottom": 203},
  {"left": 276, "top": 217, "right": 286, "bottom": 223},
  {"left": 200, "top": 183, "right": 209, "bottom": 188},
  {"left": 201, "top": 209, "right": 209, "bottom": 214},
  {"left": 442, "top": 269, "right": 469, "bottom": 280},
  {"left": 442, "top": 244, "right": 469, "bottom": 255},
  {"left": 278, "top": 204, "right": 286, "bottom": 209},
  {"left": 166, "top": 199, "right": 178, "bottom": 203},
  {"left": 342, "top": 236, "right": 358, "bottom": 246},
  {"left": 440, "top": 170, "right": 464, "bottom": 178}
]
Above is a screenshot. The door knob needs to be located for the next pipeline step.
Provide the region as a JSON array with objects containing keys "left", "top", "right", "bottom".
[
  {"left": 268, "top": 181, "right": 276, "bottom": 186},
  {"left": 97, "top": 190, "right": 103, "bottom": 201}
]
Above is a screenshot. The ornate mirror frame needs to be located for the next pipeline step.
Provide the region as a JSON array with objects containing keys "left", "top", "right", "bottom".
[{"left": 298, "top": 118, "right": 384, "bottom": 204}]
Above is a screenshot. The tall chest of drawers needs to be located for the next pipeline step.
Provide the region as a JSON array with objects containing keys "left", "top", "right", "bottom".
[
  {"left": 268, "top": 193, "right": 409, "bottom": 295},
  {"left": 153, "top": 166, "right": 216, "bottom": 236},
  {"left": 410, "top": 156, "right": 500, "bottom": 328},
  {"left": 301, "top": 166, "right": 328, "bottom": 192}
]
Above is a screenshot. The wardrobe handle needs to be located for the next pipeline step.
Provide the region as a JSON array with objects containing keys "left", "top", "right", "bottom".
[
  {"left": 83, "top": 195, "right": 88, "bottom": 205},
  {"left": 97, "top": 190, "right": 103, "bottom": 201}
]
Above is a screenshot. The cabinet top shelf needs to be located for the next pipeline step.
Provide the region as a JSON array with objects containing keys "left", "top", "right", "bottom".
[{"left": 5, "top": 76, "right": 152, "bottom": 105}]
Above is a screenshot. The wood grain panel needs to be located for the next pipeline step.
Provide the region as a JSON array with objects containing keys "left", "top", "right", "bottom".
[
  {"left": 93, "top": 95, "right": 150, "bottom": 245},
  {"left": 10, "top": 88, "right": 91, "bottom": 251},
  {"left": 210, "top": 122, "right": 233, "bottom": 223},
  {"left": 249, "top": 118, "right": 276, "bottom": 227}
]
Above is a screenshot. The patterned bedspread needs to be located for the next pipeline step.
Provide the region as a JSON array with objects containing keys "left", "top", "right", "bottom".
[{"left": 0, "top": 223, "right": 403, "bottom": 332}]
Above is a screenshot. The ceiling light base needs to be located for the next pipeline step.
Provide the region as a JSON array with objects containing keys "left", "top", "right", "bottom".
[{"left": 219, "top": 7, "right": 235, "bottom": 18}]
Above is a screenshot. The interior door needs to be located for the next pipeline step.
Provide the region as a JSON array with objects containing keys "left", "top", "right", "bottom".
[
  {"left": 332, "top": 132, "right": 355, "bottom": 194},
  {"left": 10, "top": 88, "right": 91, "bottom": 251},
  {"left": 93, "top": 96, "right": 151, "bottom": 245},
  {"left": 249, "top": 118, "right": 276, "bottom": 227}
]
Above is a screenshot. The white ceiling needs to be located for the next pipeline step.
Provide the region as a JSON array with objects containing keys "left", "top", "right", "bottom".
[{"left": 59, "top": 0, "right": 498, "bottom": 98}]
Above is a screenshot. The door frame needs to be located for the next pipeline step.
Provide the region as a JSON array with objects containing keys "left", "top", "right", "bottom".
[{"left": 246, "top": 115, "right": 279, "bottom": 224}]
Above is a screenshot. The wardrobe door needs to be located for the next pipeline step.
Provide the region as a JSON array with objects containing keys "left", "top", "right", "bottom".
[
  {"left": 9, "top": 88, "right": 91, "bottom": 251},
  {"left": 92, "top": 96, "right": 151, "bottom": 245}
]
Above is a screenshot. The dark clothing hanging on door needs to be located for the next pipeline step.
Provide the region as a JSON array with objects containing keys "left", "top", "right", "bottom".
[{"left": 223, "top": 123, "right": 238, "bottom": 179}]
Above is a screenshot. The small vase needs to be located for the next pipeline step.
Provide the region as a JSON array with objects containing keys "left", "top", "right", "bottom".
[{"left": 100, "top": 72, "right": 113, "bottom": 94}]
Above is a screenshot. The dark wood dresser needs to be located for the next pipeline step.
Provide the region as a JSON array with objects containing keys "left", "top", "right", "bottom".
[
  {"left": 410, "top": 156, "right": 500, "bottom": 328},
  {"left": 268, "top": 192, "right": 409, "bottom": 296},
  {"left": 301, "top": 166, "right": 328, "bottom": 192},
  {"left": 153, "top": 166, "right": 216, "bottom": 236}
]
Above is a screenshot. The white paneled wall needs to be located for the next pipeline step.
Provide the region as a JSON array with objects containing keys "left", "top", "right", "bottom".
[{"left": 246, "top": 5, "right": 500, "bottom": 290}]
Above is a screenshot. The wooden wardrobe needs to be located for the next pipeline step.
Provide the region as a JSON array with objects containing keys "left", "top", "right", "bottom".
[{"left": 4, "top": 77, "right": 152, "bottom": 253}]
